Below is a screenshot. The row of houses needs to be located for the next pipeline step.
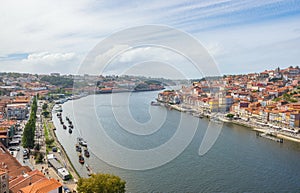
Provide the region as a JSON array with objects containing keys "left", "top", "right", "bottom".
[
  {"left": 0, "top": 144, "right": 63, "bottom": 193},
  {"left": 158, "top": 66, "right": 300, "bottom": 129}
]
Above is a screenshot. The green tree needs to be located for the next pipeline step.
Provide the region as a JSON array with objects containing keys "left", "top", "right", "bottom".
[
  {"left": 77, "top": 173, "right": 126, "bottom": 193},
  {"left": 226, "top": 113, "right": 234, "bottom": 119},
  {"left": 22, "top": 96, "right": 37, "bottom": 148},
  {"left": 42, "top": 111, "right": 50, "bottom": 118},
  {"left": 42, "top": 103, "right": 48, "bottom": 111}
]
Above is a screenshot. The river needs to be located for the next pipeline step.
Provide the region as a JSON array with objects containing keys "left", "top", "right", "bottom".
[{"left": 52, "top": 91, "right": 300, "bottom": 192}]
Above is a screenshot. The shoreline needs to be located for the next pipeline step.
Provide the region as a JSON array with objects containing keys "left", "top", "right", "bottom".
[
  {"left": 159, "top": 102, "right": 300, "bottom": 144},
  {"left": 47, "top": 103, "right": 81, "bottom": 180}
]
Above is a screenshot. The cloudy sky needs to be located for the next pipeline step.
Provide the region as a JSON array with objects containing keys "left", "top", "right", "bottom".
[{"left": 0, "top": 0, "right": 300, "bottom": 77}]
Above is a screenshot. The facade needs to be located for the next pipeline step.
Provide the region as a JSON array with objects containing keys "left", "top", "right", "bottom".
[
  {"left": 209, "top": 99, "right": 219, "bottom": 112},
  {"left": 290, "top": 113, "right": 300, "bottom": 128},
  {"left": 6, "top": 104, "right": 28, "bottom": 120}
]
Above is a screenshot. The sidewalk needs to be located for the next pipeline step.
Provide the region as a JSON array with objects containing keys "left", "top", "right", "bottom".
[{"left": 31, "top": 101, "right": 78, "bottom": 192}]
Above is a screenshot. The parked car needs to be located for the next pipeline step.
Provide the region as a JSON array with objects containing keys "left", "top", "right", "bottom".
[
  {"left": 52, "top": 147, "right": 58, "bottom": 152},
  {"left": 9, "top": 147, "right": 17, "bottom": 151},
  {"left": 10, "top": 147, "right": 20, "bottom": 151},
  {"left": 23, "top": 149, "right": 29, "bottom": 159}
]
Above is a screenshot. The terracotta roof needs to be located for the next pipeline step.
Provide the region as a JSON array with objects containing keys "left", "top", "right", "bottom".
[
  {"left": 0, "top": 144, "right": 31, "bottom": 182},
  {"left": 9, "top": 170, "right": 46, "bottom": 193},
  {"left": 19, "top": 178, "right": 62, "bottom": 193}
]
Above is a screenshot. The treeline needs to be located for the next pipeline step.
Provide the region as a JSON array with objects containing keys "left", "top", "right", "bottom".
[
  {"left": 22, "top": 96, "right": 37, "bottom": 148},
  {"left": 41, "top": 76, "right": 74, "bottom": 88}
]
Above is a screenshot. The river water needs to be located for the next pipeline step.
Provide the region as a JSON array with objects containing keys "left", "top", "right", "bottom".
[{"left": 53, "top": 91, "right": 300, "bottom": 192}]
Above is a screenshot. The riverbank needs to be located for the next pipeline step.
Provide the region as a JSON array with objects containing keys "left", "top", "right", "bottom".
[
  {"left": 159, "top": 102, "right": 300, "bottom": 144},
  {"left": 43, "top": 102, "right": 80, "bottom": 191}
]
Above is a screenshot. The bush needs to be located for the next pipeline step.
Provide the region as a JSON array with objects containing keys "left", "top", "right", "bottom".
[
  {"left": 45, "top": 138, "right": 54, "bottom": 148},
  {"left": 226, "top": 113, "right": 234, "bottom": 118},
  {"left": 35, "top": 152, "right": 44, "bottom": 164}
]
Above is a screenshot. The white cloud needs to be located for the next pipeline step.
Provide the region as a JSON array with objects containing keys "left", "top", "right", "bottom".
[
  {"left": 0, "top": 52, "right": 79, "bottom": 74},
  {"left": 0, "top": 0, "right": 299, "bottom": 75},
  {"left": 23, "top": 52, "right": 75, "bottom": 65}
]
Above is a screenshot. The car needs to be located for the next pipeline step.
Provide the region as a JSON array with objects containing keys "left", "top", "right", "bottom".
[
  {"left": 63, "top": 186, "right": 71, "bottom": 193},
  {"left": 23, "top": 149, "right": 29, "bottom": 155},
  {"left": 52, "top": 147, "right": 58, "bottom": 152},
  {"left": 9, "top": 147, "right": 17, "bottom": 151}
]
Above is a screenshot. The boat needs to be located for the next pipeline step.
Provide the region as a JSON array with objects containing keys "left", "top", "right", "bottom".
[
  {"left": 84, "top": 148, "right": 90, "bottom": 158},
  {"left": 69, "top": 124, "right": 74, "bottom": 129},
  {"left": 53, "top": 105, "right": 62, "bottom": 112},
  {"left": 151, "top": 101, "right": 161, "bottom": 106},
  {"left": 86, "top": 164, "right": 93, "bottom": 176},
  {"left": 77, "top": 137, "right": 88, "bottom": 147},
  {"left": 198, "top": 114, "right": 204, "bottom": 118},
  {"left": 63, "top": 125, "right": 67, "bottom": 129},
  {"left": 218, "top": 117, "right": 231, "bottom": 123},
  {"left": 78, "top": 154, "right": 85, "bottom": 164},
  {"left": 68, "top": 128, "right": 72, "bottom": 134},
  {"left": 210, "top": 117, "right": 222, "bottom": 124},
  {"left": 75, "top": 144, "right": 82, "bottom": 152}
]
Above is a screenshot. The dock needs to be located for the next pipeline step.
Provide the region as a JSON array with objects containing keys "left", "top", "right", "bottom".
[{"left": 256, "top": 131, "right": 283, "bottom": 143}]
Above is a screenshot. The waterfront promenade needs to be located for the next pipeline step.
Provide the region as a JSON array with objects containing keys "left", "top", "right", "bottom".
[
  {"left": 34, "top": 101, "right": 79, "bottom": 192},
  {"left": 161, "top": 102, "right": 300, "bottom": 143}
]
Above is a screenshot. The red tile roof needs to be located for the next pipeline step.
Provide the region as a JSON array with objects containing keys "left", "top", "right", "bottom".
[{"left": 19, "top": 178, "right": 62, "bottom": 193}]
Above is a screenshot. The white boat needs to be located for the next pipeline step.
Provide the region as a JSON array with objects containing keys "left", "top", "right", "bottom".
[
  {"left": 53, "top": 105, "right": 62, "bottom": 112},
  {"left": 210, "top": 117, "right": 222, "bottom": 124},
  {"left": 77, "top": 137, "right": 88, "bottom": 147}
]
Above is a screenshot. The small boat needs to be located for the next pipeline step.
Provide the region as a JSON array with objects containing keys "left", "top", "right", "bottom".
[
  {"left": 79, "top": 154, "right": 85, "bottom": 164},
  {"left": 210, "top": 117, "right": 222, "bottom": 124},
  {"left": 69, "top": 124, "right": 74, "bottom": 129},
  {"left": 53, "top": 105, "right": 62, "bottom": 112},
  {"left": 75, "top": 144, "right": 82, "bottom": 152},
  {"left": 199, "top": 114, "right": 204, "bottom": 118},
  {"left": 63, "top": 125, "right": 67, "bottom": 129},
  {"left": 84, "top": 148, "right": 90, "bottom": 158},
  {"left": 86, "top": 164, "right": 93, "bottom": 176},
  {"left": 151, "top": 101, "right": 161, "bottom": 106},
  {"left": 68, "top": 128, "right": 72, "bottom": 134},
  {"left": 77, "top": 137, "right": 88, "bottom": 147}
]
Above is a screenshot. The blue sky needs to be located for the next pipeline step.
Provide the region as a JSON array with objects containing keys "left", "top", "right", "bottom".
[{"left": 0, "top": 0, "right": 299, "bottom": 77}]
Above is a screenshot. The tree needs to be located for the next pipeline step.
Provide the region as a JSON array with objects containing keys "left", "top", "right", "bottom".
[
  {"left": 22, "top": 96, "right": 37, "bottom": 148},
  {"left": 42, "top": 111, "right": 50, "bottom": 118},
  {"left": 77, "top": 173, "right": 126, "bottom": 193},
  {"left": 42, "top": 103, "right": 48, "bottom": 111},
  {"left": 226, "top": 113, "right": 234, "bottom": 119}
]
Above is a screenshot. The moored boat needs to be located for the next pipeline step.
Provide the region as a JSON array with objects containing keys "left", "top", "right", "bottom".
[
  {"left": 75, "top": 144, "right": 82, "bottom": 152},
  {"left": 79, "top": 154, "right": 85, "bottom": 164},
  {"left": 84, "top": 148, "right": 90, "bottom": 158},
  {"left": 151, "top": 101, "right": 161, "bottom": 106},
  {"left": 86, "top": 164, "right": 93, "bottom": 176},
  {"left": 77, "top": 137, "right": 88, "bottom": 147}
]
